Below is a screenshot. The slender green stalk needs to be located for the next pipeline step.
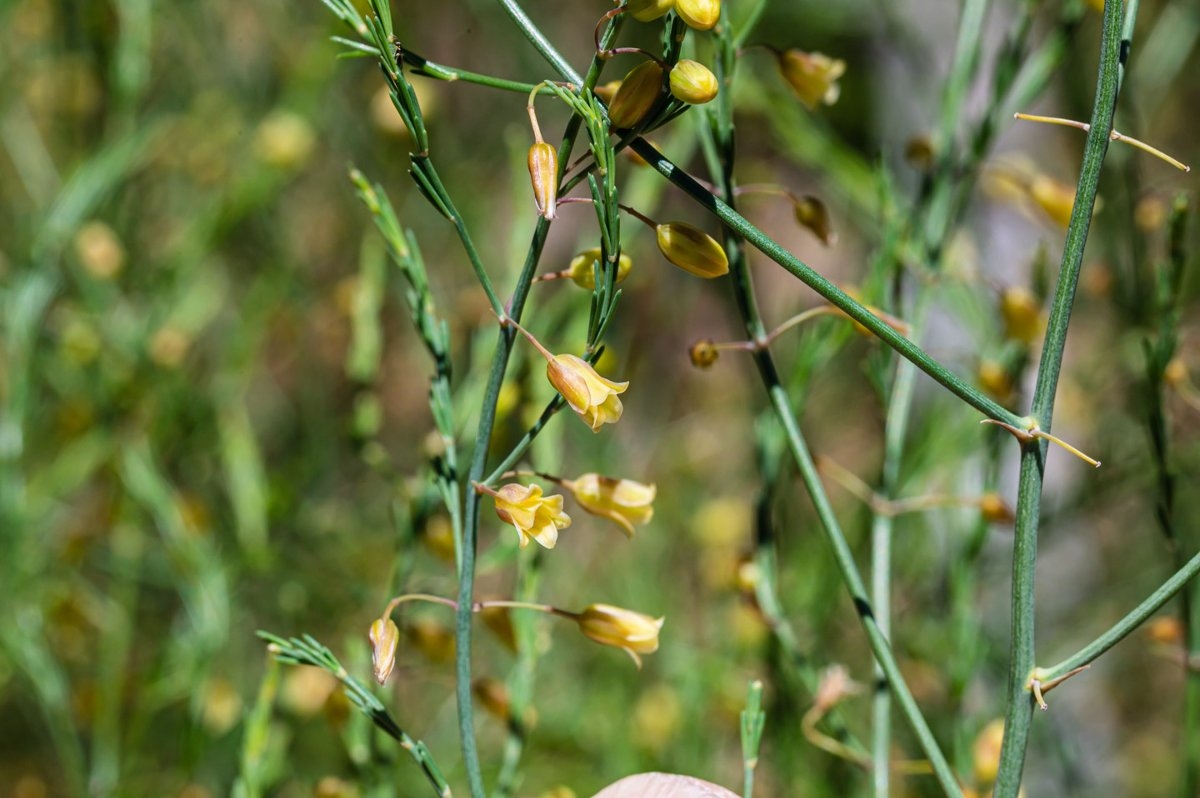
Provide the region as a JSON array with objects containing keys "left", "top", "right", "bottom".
[
  {"left": 993, "top": 2, "right": 1125, "bottom": 796},
  {"left": 1036, "top": 546, "right": 1200, "bottom": 682},
  {"left": 455, "top": 23, "right": 616, "bottom": 797},
  {"left": 870, "top": 317, "right": 922, "bottom": 798},
  {"left": 765, "top": 378, "right": 963, "bottom": 796},
  {"left": 741, "top": 680, "right": 766, "bottom": 798},
  {"left": 495, "top": 0, "right": 582, "bottom": 87}
]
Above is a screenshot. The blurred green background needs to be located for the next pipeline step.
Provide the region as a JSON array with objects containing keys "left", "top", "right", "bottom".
[{"left": 3, "top": 0, "right": 1200, "bottom": 796}]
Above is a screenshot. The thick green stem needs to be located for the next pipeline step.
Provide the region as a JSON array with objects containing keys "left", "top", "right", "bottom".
[
  {"left": 993, "top": 2, "right": 1124, "bottom": 796},
  {"left": 1037, "top": 546, "right": 1200, "bottom": 681}
]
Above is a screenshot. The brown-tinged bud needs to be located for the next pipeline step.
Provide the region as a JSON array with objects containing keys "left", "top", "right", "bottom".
[
  {"left": 593, "top": 80, "right": 621, "bottom": 104},
  {"left": 607, "top": 61, "right": 665, "bottom": 129},
  {"left": 972, "top": 719, "right": 1006, "bottom": 784},
  {"left": 979, "top": 492, "right": 1015, "bottom": 524},
  {"left": 777, "top": 49, "right": 845, "bottom": 109},
  {"left": 675, "top": 0, "right": 720, "bottom": 30},
  {"left": 999, "top": 286, "right": 1044, "bottom": 345},
  {"left": 792, "top": 195, "right": 836, "bottom": 245},
  {"left": 1165, "top": 357, "right": 1189, "bottom": 387},
  {"left": 480, "top": 605, "right": 518, "bottom": 652},
  {"left": 567, "top": 248, "right": 633, "bottom": 289},
  {"left": 368, "top": 617, "right": 400, "bottom": 684},
  {"left": 904, "top": 135, "right": 935, "bottom": 171},
  {"left": 977, "top": 359, "right": 1013, "bottom": 402},
  {"left": 669, "top": 60, "right": 718, "bottom": 104},
  {"left": 472, "top": 677, "right": 512, "bottom": 721},
  {"left": 627, "top": 0, "right": 675, "bottom": 21},
  {"left": 1147, "top": 616, "right": 1184, "bottom": 645},
  {"left": 689, "top": 339, "right": 720, "bottom": 368},
  {"left": 655, "top": 222, "right": 729, "bottom": 278},
  {"left": 527, "top": 141, "right": 558, "bottom": 220},
  {"left": 1028, "top": 175, "right": 1075, "bottom": 228}
]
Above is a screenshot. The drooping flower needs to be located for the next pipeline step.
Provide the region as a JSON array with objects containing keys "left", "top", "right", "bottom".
[
  {"left": 527, "top": 141, "right": 559, "bottom": 220},
  {"left": 777, "top": 49, "right": 845, "bottom": 110},
  {"left": 575, "top": 603, "right": 665, "bottom": 667},
  {"left": 368, "top": 616, "right": 400, "bottom": 684},
  {"left": 562, "top": 473, "right": 656, "bottom": 537},
  {"left": 655, "top": 222, "right": 729, "bottom": 278},
  {"left": 492, "top": 482, "right": 572, "bottom": 549},
  {"left": 546, "top": 354, "right": 629, "bottom": 431}
]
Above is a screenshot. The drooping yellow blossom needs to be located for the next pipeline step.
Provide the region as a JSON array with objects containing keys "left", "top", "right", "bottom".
[
  {"left": 999, "top": 286, "right": 1044, "bottom": 345},
  {"left": 368, "top": 617, "right": 400, "bottom": 684},
  {"left": 777, "top": 49, "right": 846, "bottom": 109},
  {"left": 563, "top": 473, "right": 656, "bottom": 537},
  {"left": 547, "top": 354, "right": 629, "bottom": 431},
  {"left": 575, "top": 604, "right": 665, "bottom": 667},
  {"left": 527, "top": 142, "right": 558, "bottom": 220},
  {"left": 972, "top": 719, "right": 1006, "bottom": 785},
  {"left": 675, "top": 0, "right": 720, "bottom": 30},
  {"left": 627, "top": 0, "right": 675, "bottom": 22},
  {"left": 567, "top": 248, "right": 632, "bottom": 289},
  {"left": 669, "top": 60, "right": 718, "bottom": 105},
  {"left": 1027, "top": 174, "right": 1076, "bottom": 228},
  {"left": 655, "top": 222, "right": 729, "bottom": 278},
  {"left": 492, "top": 483, "right": 572, "bottom": 549},
  {"left": 607, "top": 61, "right": 665, "bottom": 129}
]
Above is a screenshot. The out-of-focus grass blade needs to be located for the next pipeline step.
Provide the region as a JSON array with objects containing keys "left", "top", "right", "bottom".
[
  {"left": 220, "top": 403, "right": 270, "bottom": 564},
  {"left": 347, "top": 233, "right": 386, "bottom": 383}
]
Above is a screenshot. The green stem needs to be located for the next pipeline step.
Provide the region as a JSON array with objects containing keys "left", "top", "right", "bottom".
[
  {"left": 704, "top": 18, "right": 955, "bottom": 789},
  {"left": 870, "top": 315, "right": 922, "bottom": 797},
  {"left": 765, "top": 379, "right": 962, "bottom": 797},
  {"left": 1036, "top": 546, "right": 1200, "bottom": 682},
  {"left": 495, "top": 0, "right": 583, "bottom": 86},
  {"left": 454, "top": 24, "right": 613, "bottom": 796},
  {"left": 993, "top": 2, "right": 1125, "bottom": 796},
  {"left": 628, "top": 137, "right": 1023, "bottom": 429}
]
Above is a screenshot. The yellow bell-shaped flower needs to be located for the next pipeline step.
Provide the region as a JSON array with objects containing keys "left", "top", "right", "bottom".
[
  {"left": 564, "top": 473, "right": 656, "bottom": 537},
  {"left": 492, "top": 483, "right": 572, "bottom": 549},
  {"left": 547, "top": 354, "right": 629, "bottom": 431},
  {"left": 655, "top": 222, "right": 729, "bottom": 278},
  {"left": 575, "top": 604, "right": 665, "bottom": 667}
]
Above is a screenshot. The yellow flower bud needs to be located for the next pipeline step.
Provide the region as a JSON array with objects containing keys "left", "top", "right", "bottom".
[
  {"left": 575, "top": 604, "right": 664, "bottom": 667},
  {"left": 669, "top": 60, "right": 718, "bottom": 105},
  {"left": 368, "top": 617, "right": 400, "bottom": 684},
  {"left": 73, "top": 221, "right": 125, "bottom": 279},
  {"left": 1165, "top": 357, "right": 1189, "bottom": 388},
  {"left": 472, "top": 677, "right": 511, "bottom": 721},
  {"left": 972, "top": 718, "right": 1006, "bottom": 785},
  {"left": 407, "top": 616, "right": 455, "bottom": 663},
  {"left": 563, "top": 473, "right": 656, "bottom": 537},
  {"left": 777, "top": 49, "right": 845, "bottom": 109},
  {"left": 567, "top": 248, "right": 633, "bottom": 289},
  {"left": 655, "top": 222, "right": 729, "bottom": 278},
  {"left": 607, "top": 61, "right": 665, "bottom": 130},
  {"left": 999, "top": 286, "right": 1044, "bottom": 345},
  {"left": 546, "top": 354, "right": 629, "bottom": 431},
  {"left": 627, "top": 0, "right": 675, "bottom": 22},
  {"left": 675, "top": 0, "right": 720, "bottom": 30},
  {"left": 527, "top": 141, "right": 559, "bottom": 220},
  {"left": 1147, "top": 615, "right": 1184, "bottom": 645},
  {"left": 1028, "top": 175, "right": 1075, "bottom": 228},
  {"left": 979, "top": 492, "right": 1015, "bottom": 525},
  {"left": 689, "top": 339, "right": 719, "bottom": 368},
  {"left": 977, "top": 359, "right": 1014, "bottom": 403},
  {"left": 492, "top": 483, "right": 572, "bottom": 549}
]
